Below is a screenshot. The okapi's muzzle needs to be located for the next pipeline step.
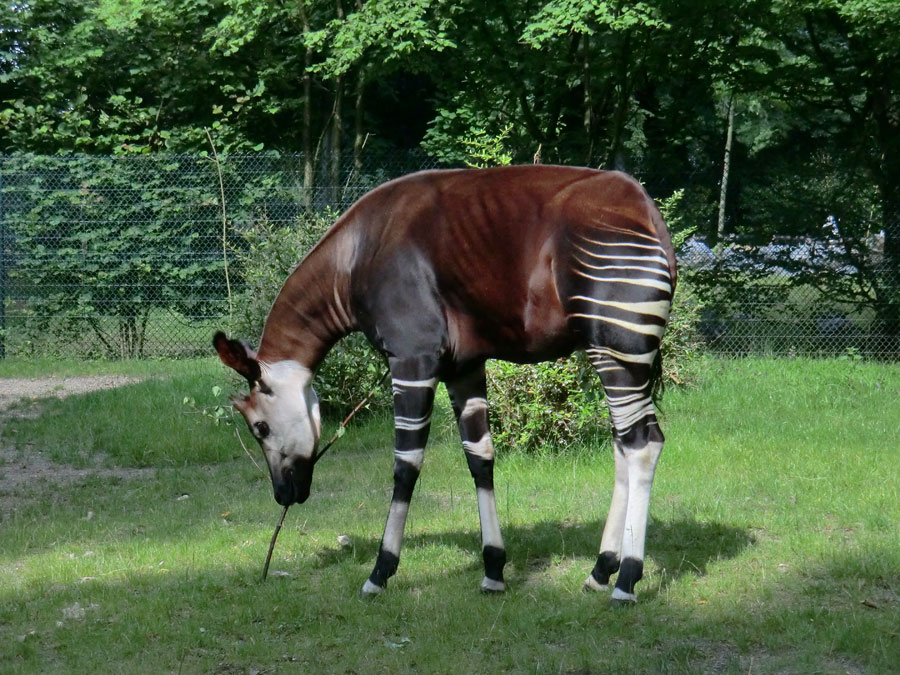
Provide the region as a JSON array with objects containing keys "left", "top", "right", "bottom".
[{"left": 273, "top": 457, "right": 314, "bottom": 506}]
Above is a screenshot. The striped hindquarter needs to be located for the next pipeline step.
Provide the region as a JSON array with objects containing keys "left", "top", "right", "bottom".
[{"left": 563, "top": 225, "right": 672, "bottom": 604}]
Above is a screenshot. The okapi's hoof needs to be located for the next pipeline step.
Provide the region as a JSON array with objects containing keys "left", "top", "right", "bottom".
[
  {"left": 582, "top": 574, "right": 610, "bottom": 593},
  {"left": 609, "top": 588, "right": 637, "bottom": 607},
  {"left": 360, "top": 579, "right": 385, "bottom": 598},
  {"left": 479, "top": 577, "right": 506, "bottom": 593}
]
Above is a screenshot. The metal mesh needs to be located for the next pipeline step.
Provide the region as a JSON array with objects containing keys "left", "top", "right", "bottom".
[
  {"left": 0, "top": 153, "right": 897, "bottom": 359},
  {"left": 679, "top": 234, "right": 899, "bottom": 357}
]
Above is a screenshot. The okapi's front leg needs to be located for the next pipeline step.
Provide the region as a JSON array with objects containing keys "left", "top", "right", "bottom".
[
  {"left": 446, "top": 366, "right": 506, "bottom": 592},
  {"left": 361, "top": 358, "right": 437, "bottom": 596}
]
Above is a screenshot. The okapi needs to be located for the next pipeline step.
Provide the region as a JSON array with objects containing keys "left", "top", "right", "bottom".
[{"left": 214, "top": 164, "right": 676, "bottom": 603}]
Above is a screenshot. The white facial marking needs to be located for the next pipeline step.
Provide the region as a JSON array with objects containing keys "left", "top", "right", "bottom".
[{"left": 249, "top": 360, "right": 320, "bottom": 464}]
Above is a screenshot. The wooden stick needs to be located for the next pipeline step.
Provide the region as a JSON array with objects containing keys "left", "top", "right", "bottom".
[{"left": 261, "top": 504, "right": 289, "bottom": 582}]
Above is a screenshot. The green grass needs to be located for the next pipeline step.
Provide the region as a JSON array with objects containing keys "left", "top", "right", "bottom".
[{"left": 1, "top": 357, "right": 898, "bottom": 673}]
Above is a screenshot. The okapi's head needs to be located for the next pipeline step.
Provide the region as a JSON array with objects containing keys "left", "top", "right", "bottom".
[{"left": 213, "top": 332, "right": 322, "bottom": 506}]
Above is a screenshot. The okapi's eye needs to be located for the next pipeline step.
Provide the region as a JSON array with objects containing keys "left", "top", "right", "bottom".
[{"left": 254, "top": 421, "right": 270, "bottom": 439}]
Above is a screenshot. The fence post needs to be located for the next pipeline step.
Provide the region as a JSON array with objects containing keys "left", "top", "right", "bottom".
[{"left": 0, "top": 156, "right": 5, "bottom": 360}]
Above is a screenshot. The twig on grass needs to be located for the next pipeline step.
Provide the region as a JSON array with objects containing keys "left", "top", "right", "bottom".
[{"left": 262, "top": 505, "right": 289, "bottom": 582}]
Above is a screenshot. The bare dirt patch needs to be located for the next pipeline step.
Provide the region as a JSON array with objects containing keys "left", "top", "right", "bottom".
[
  {"left": 0, "top": 375, "right": 155, "bottom": 510},
  {"left": 0, "top": 375, "right": 143, "bottom": 414}
]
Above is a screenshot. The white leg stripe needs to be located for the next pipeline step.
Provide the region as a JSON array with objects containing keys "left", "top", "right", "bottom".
[
  {"left": 572, "top": 242, "right": 670, "bottom": 266},
  {"left": 574, "top": 257, "right": 672, "bottom": 278},
  {"left": 462, "top": 433, "right": 494, "bottom": 460},
  {"left": 572, "top": 269, "right": 673, "bottom": 292},
  {"left": 394, "top": 448, "right": 424, "bottom": 469},
  {"left": 392, "top": 377, "right": 438, "bottom": 389},
  {"left": 394, "top": 414, "right": 432, "bottom": 430},
  {"left": 382, "top": 501, "right": 410, "bottom": 557},
  {"left": 569, "top": 313, "right": 667, "bottom": 338},
  {"left": 460, "top": 397, "right": 488, "bottom": 419},
  {"left": 604, "top": 383, "right": 649, "bottom": 391},
  {"left": 586, "top": 347, "right": 657, "bottom": 365},
  {"left": 606, "top": 392, "right": 648, "bottom": 405},
  {"left": 568, "top": 296, "right": 671, "bottom": 320},
  {"left": 476, "top": 487, "right": 504, "bottom": 550},
  {"left": 574, "top": 233, "right": 666, "bottom": 253},
  {"left": 608, "top": 397, "right": 655, "bottom": 431}
]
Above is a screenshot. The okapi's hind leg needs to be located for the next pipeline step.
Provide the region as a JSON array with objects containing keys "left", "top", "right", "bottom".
[
  {"left": 584, "top": 349, "right": 664, "bottom": 605},
  {"left": 446, "top": 365, "right": 506, "bottom": 593},
  {"left": 361, "top": 355, "right": 438, "bottom": 596}
]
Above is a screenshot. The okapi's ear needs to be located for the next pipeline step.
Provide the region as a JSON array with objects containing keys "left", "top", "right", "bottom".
[{"left": 213, "top": 331, "right": 261, "bottom": 386}]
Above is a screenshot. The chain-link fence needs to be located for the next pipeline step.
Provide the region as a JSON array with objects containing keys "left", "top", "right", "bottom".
[
  {"left": 0, "top": 151, "right": 439, "bottom": 358},
  {"left": 0, "top": 152, "right": 897, "bottom": 359}
]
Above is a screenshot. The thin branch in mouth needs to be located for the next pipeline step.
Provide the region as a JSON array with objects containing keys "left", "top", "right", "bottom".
[{"left": 261, "top": 504, "right": 290, "bottom": 582}]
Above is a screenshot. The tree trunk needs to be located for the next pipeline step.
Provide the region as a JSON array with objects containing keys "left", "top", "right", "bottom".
[
  {"left": 352, "top": 0, "right": 365, "bottom": 178},
  {"left": 299, "top": 1, "right": 314, "bottom": 211},
  {"left": 606, "top": 34, "right": 633, "bottom": 170},
  {"left": 583, "top": 35, "right": 594, "bottom": 165},
  {"left": 872, "top": 73, "right": 900, "bottom": 343},
  {"left": 329, "top": 0, "right": 345, "bottom": 207},
  {"left": 716, "top": 93, "right": 736, "bottom": 249},
  {"left": 876, "top": 155, "right": 900, "bottom": 343},
  {"left": 353, "top": 64, "right": 366, "bottom": 176}
]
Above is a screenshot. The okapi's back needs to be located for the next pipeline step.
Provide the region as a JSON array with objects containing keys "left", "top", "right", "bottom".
[{"left": 341, "top": 165, "right": 674, "bottom": 363}]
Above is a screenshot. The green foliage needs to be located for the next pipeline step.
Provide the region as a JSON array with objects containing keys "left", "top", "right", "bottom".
[
  {"left": 4, "top": 155, "right": 230, "bottom": 357},
  {"left": 487, "top": 354, "right": 609, "bottom": 453},
  {"left": 657, "top": 188, "right": 704, "bottom": 384},
  {"left": 231, "top": 210, "right": 390, "bottom": 417},
  {"left": 461, "top": 124, "right": 514, "bottom": 169},
  {"left": 230, "top": 209, "right": 336, "bottom": 340},
  {"left": 306, "top": 0, "right": 455, "bottom": 79}
]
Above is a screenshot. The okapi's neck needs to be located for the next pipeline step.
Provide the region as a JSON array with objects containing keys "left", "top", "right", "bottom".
[{"left": 257, "top": 226, "right": 357, "bottom": 370}]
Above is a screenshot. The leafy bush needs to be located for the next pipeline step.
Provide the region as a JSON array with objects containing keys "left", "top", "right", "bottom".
[
  {"left": 486, "top": 354, "right": 609, "bottom": 453},
  {"left": 5, "top": 154, "right": 230, "bottom": 357},
  {"left": 231, "top": 210, "right": 391, "bottom": 418},
  {"left": 658, "top": 189, "right": 705, "bottom": 385}
]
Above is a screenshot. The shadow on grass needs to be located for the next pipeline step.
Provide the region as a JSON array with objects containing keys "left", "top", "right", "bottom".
[
  {"left": 313, "top": 515, "right": 755, "bottom": 596},
  {"left": 8, "top": 523, "right": 895, "bottom": 675}
]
